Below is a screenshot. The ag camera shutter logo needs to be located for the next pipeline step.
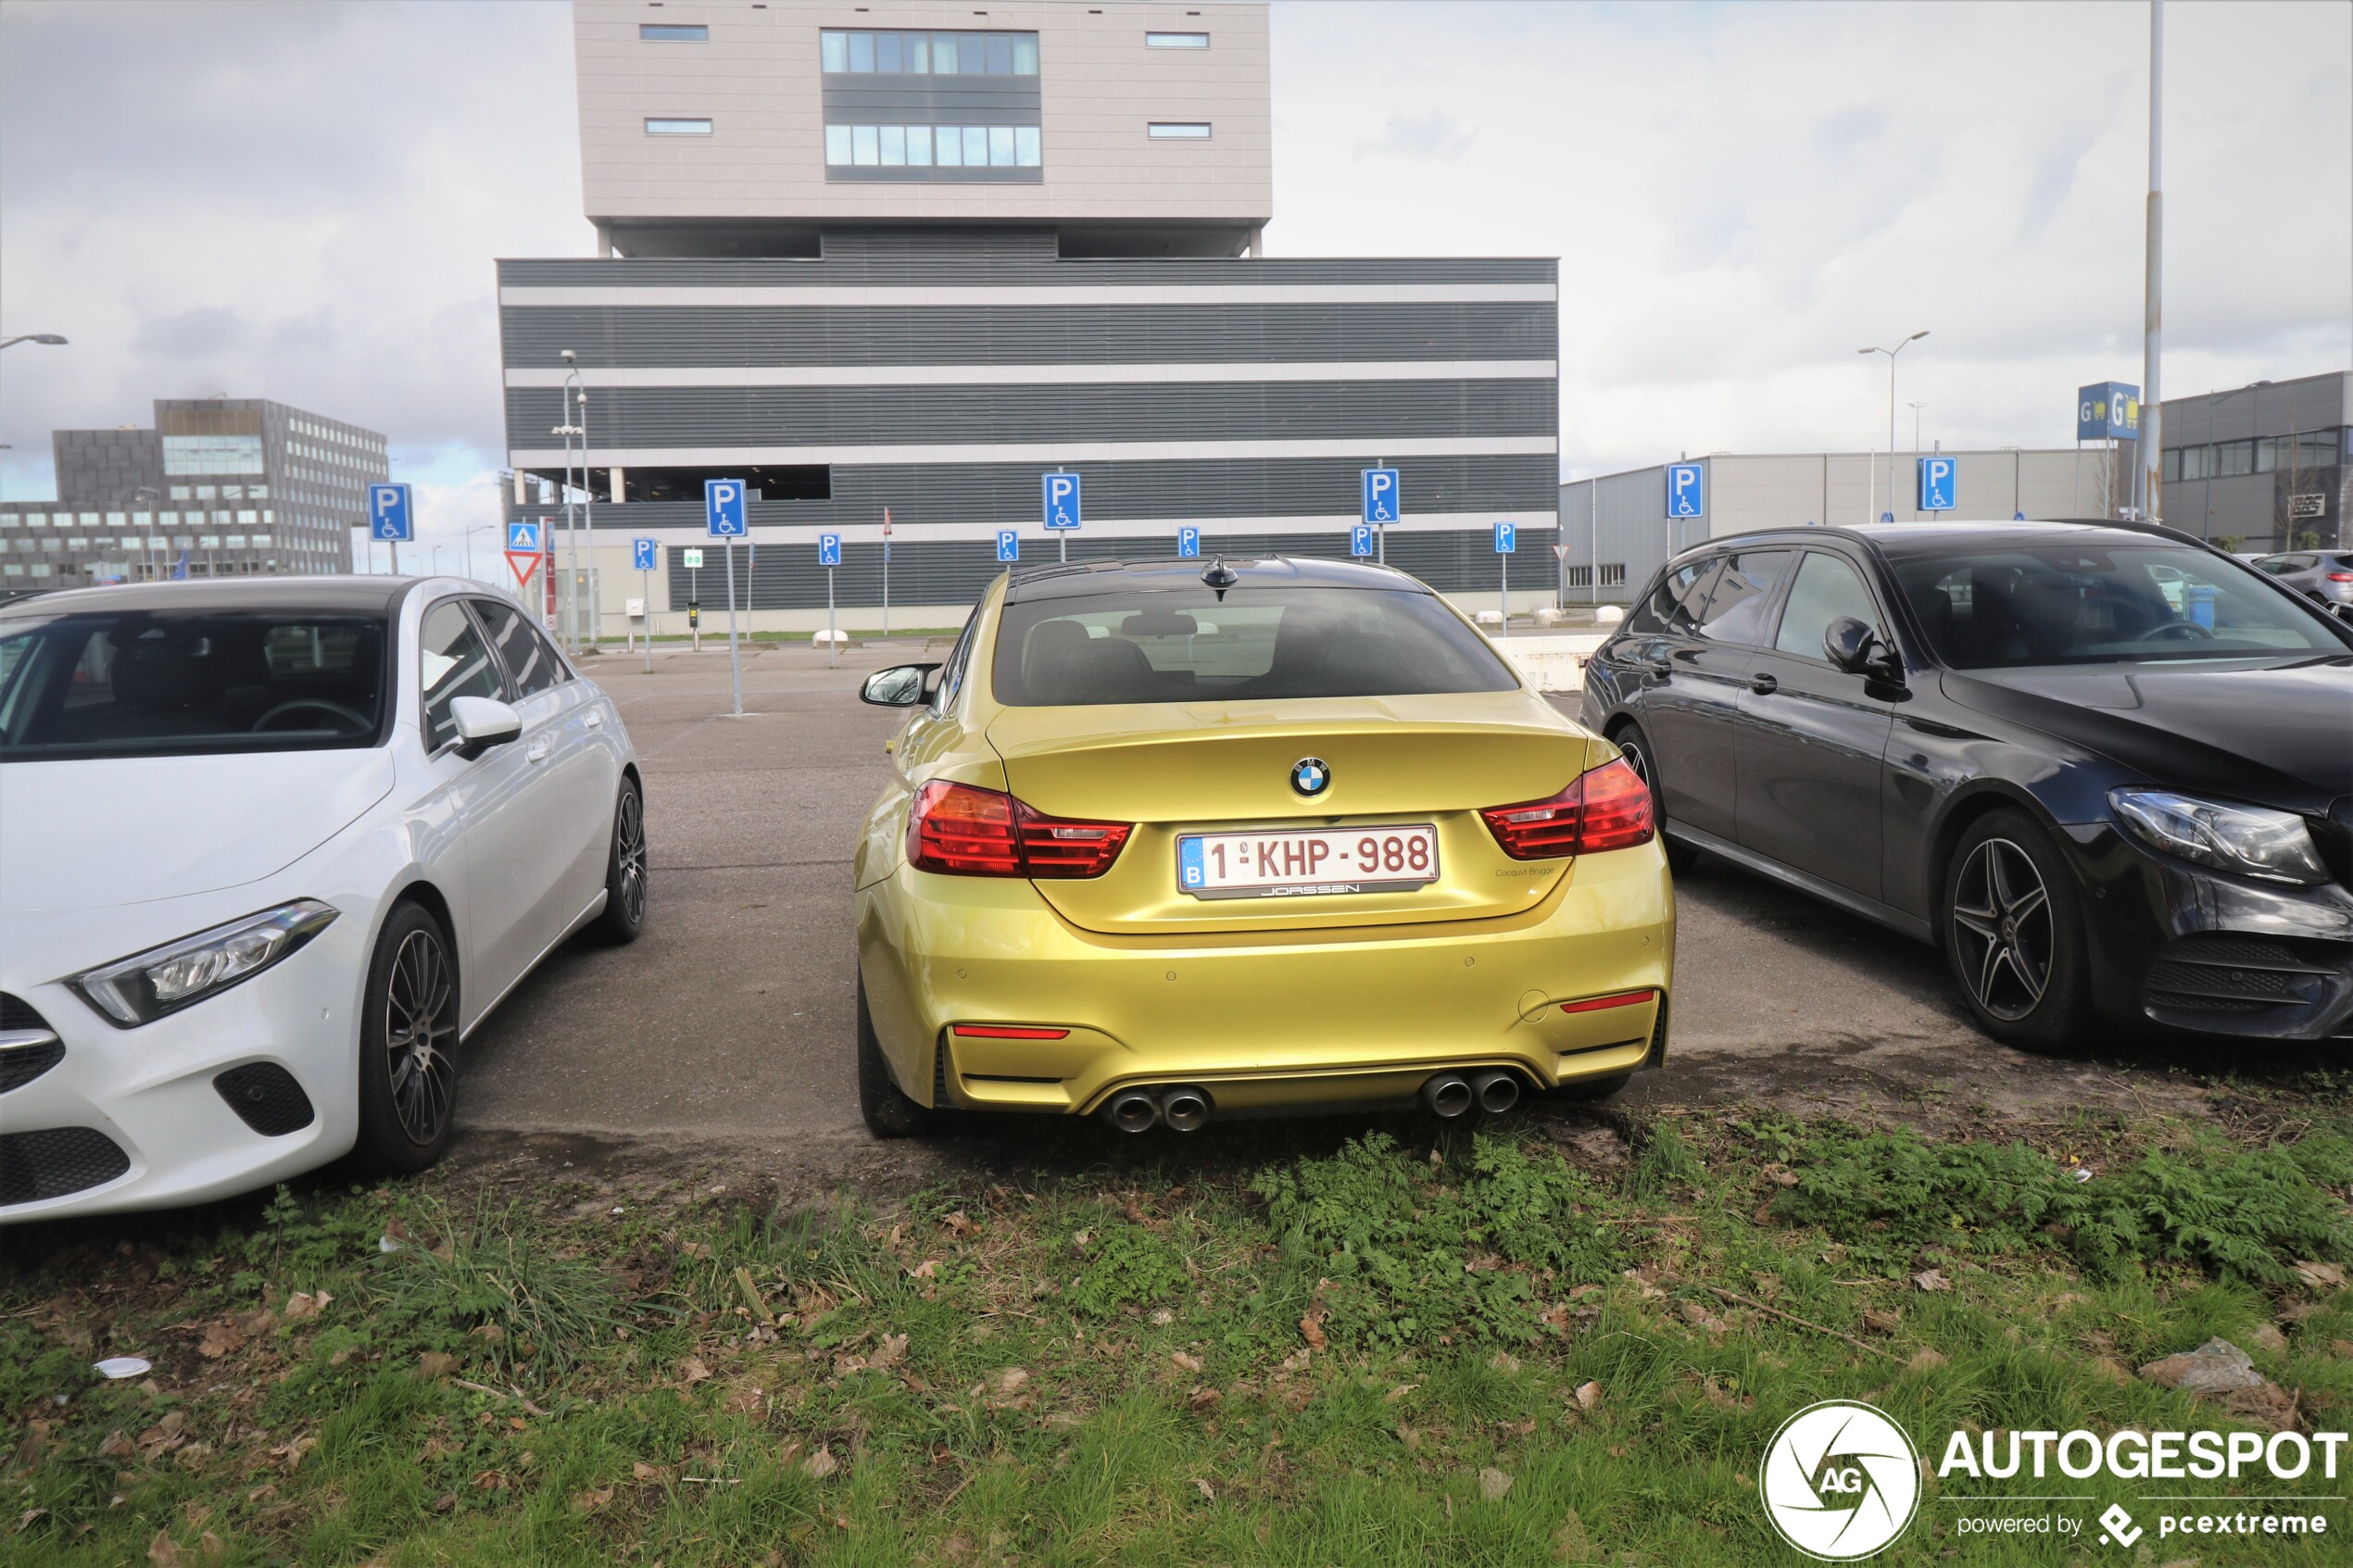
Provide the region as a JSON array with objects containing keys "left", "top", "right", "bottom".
[{"left": 1761, "top": 1399, "right": 1922, "bottom": 1560}]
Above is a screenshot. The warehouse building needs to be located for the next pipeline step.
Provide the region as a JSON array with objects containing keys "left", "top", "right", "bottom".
[
  {"left": 501, "top": 0, "right": 1560, "bottom": 636},
  {"left": 0, "top": 398, "right": 384, "bottom": 586}
]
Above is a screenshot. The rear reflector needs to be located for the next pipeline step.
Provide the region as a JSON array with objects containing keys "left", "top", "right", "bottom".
[
  {"left": 1559, "top": 988, "right": 1656, "bottom": 1014},
  {"left": 1479, "top": 757, "right": 1656, "bottom": 860},
  {"left": 908, "top": 780, "right": 1131, "bottom": 879},
  {"left": 950, "top": 1025, "right": 1071, "bottom": 1039}
]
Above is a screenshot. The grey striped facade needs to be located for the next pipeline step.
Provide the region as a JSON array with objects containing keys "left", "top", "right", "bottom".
[{"left": 497, "top": 239, "right": 1561, "bottom": 611}]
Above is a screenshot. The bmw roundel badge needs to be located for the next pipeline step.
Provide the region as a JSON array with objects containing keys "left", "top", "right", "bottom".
[{"left": 1290, "top": 757, "right": 1331, "bottom": 797}]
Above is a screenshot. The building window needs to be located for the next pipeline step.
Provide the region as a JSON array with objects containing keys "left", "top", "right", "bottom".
[
  {"left": 162, "top": 434, "right": 265, "bottom": 475},
  {"left": 826, "top": 122, "right": 1038, "bottom": 168},
  {"left": 822, "top": 29, "right": 1038, "bottom": 75},
  {"left": 1565, "top": 565, "right": 1593, "bottom": 587},
  {"left": 646, "top": 118, "right": 713, "bottom": 135},
  {"left": 639, "top": 23, "right": 708, "bottom": 41},
  {"left": 1600, "top": 564, "right": 1628, "bottom": 586},
  {"left": 1146, "top": 31, "right": 1210, "bottom": 47},
  {"left": 1148, "top": 122, "right": 1212, "bottom": 139}
]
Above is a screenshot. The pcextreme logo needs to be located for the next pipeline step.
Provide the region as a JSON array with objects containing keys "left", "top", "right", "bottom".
[{"left": 1760, "top": 1399, "right": 1923, "bottom": 1560}]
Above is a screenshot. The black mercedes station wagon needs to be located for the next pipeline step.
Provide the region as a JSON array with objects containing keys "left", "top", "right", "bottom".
[{"left": 1581, "top": 520, "right": 2353, "bottom": 1049}]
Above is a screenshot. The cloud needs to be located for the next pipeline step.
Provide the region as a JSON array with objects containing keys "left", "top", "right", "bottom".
[{"left": 4, "top": 0, "right": 2346, "bottom": 514}]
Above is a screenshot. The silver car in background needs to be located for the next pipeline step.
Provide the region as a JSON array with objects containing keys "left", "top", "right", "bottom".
[{"left": 2252, "top": 549, "right": 2353, "bottom": 614}]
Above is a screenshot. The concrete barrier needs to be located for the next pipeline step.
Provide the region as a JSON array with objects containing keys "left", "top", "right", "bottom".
[{"left": 1491, "top": 633, "right": 1607, "bottom": 693}]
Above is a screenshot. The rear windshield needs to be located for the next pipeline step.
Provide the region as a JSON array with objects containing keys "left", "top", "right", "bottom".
[
  {"left": 0, "top": 610, "right": 388, "bottom": 759},
  {"left": 990, "top": 586, "right": 1518, "bottom": 706},
  {"left": 1889, "top": 544, "right": 2344, "bottom": 669}
]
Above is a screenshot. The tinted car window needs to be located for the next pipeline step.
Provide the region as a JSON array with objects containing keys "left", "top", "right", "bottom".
[
  {"left": 2257, "top": 555, "right": 2316, "bottom": 575},
  {"left": 420, "top": 601, "right": 504, "bottom": 753},
  {"left": 1892, "top": 545, "right": 2340, "bottom": 668},
  {"left": 1695, "top": 550, "right": 1793, "bottom": 645},
  {"left": 1627, "top": 558, "right": 1720, "bottom": 637},
  {"left": 991, "top": 586, "right": 1516, "bottom": 707},
  {"left": 473, "top": 600, "right": 569, "bottom": 698},
  {"left": 0, "top": 609, "right": 385, "bottom": 759},
  {"left": 1773, "top": 553, "right": 1881, "bottom": 663}
]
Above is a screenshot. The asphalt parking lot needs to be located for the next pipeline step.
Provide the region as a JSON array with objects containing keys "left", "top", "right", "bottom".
[{"left": 454, "top": 639, "right": 2255, "bottom": 1173}]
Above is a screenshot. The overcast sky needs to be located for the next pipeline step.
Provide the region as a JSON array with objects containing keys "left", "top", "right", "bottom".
[{"left": 2, "top": 0, "right": 2347, "bottom": 570}]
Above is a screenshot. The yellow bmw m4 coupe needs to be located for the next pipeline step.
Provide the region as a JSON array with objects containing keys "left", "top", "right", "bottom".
[{"left": 850, "top": 556, "right": 1674, "bottom": 1137}]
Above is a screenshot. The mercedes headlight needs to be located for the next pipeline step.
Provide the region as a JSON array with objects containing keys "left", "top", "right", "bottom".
[
  {"left": 73, "top": 900, "right": 338, "bottom": 1026},
  {"left": 2108, "top": 789, "right": 2331, "bottom": 886}
]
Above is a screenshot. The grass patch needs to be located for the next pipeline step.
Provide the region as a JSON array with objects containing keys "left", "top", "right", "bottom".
[{"left": 5, "top": 1106, "right": 2351, "bottom": 1564}]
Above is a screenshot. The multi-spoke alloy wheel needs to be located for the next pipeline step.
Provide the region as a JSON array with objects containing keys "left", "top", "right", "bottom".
[
  {"left": 1610, "top": 723, "right": 1694, "bottom": 874},
  {"left": 1950, "top": 837, "right": 2054, "bottom": 1021},
  {"left": 384, "top": 928, "right": 458, "bottom": 1144},
  {"left": 616, "top": 787, "right": 648, "bottom": 925}
]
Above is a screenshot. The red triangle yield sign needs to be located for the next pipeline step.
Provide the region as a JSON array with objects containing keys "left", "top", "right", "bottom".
[{"left": 507, "top": 550, "right": 542, "bottom": 589}]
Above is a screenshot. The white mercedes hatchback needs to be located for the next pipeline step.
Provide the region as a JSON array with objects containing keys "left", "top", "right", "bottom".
[{"left": 0, "top": 577, "right": 645, "bottom": 1220}]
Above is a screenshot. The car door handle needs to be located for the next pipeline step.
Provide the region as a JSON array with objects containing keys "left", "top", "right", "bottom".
[
  {"left": 526, "top": 738, "right": 551, "bottom": 762},
  {"left": 1641, "top": 657, "right": 1672, "bottom": 678},
  {"left": 584, "top": 710, "right": 604, "bottom": 729},
  {"left": 1748, "top": 673, "right": 1779, "bottom": 696}
]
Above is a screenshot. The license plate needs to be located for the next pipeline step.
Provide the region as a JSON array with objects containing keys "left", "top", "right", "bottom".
[{"left": 1176, "top": 824, "right": 1440, "bottom": 899}]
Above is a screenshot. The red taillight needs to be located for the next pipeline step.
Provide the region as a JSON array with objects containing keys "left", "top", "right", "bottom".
[
  {"left": 951, "top": 1024, "right": 1071, "bottom": 1039},
  {"left": 907, "top": 780, "right": 1131, "bottom": 879},
  {"left": 1560, "top": 988, "right": 1657, "bottom": 1014},
  {"left": 1479, "top": 757, "right": 1656, "bottom": 860},
  {"left": 2328, "top": 572, "right": 2353, "bottom": 583}
]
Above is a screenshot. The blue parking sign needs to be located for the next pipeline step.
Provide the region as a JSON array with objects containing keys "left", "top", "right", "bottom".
[
  {"left": 1042, "top": 471, "right": 1082, "bottom": 530},
  {"left": 1176, "top": 527, "right": 1201, "bottom": 559},
  {"left": 368, "top": 483, "right": 413, "bottom": 542},
  {"left": 1361, "top": 468, "right": 1400, "bottom": 524},
  {"left": 631, "top": 537, "right": 658, "bottom": 571},
  {"left": 1917, "top": 456, "right": 1957, "bottom": 512},
  {"left": 818, "top": 533, "right": 842, "bottom": 567},
  {"left": 1494, "top": 521, "right": 1516, "bottom": 554},
  {"left": 704, "top": 478, "right": 748, "bottom": 537},
  {"left": 1350, "top": 524, "right": 1374, "bottom": 558},
  {"left": 996, "top": 530, "right": 1020, "bottom": 563},
  {"left": 1666, "top": 464, "right": 1705, "bottom": 519},
  {"left": 507, "top": 520, "right": 540, "bottom": 553}
]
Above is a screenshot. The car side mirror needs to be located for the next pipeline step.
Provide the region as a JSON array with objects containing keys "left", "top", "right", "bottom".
[
  {"left": 1822, "top": 616, "right": 1901, "bottom": 680},
  {"left": 861, "top": 664, "right": 939, "bottom": 708},
  {"left": 449, "top": 695, "right": 522, "bottom": 759}
]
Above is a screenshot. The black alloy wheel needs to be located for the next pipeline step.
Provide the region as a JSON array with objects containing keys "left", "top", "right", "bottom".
[
  {"left": 354, "top": 902, "right": 461, "bottom": 1173},
  {"left": 1610, "top": 722, "right": 1695, "bottom": 875},
  {"left": 591, "top": 777, "right": 648, "bottom": 944},
  {"left": 1941, "top": 809, "right": 2093, "bottom": 1051}
]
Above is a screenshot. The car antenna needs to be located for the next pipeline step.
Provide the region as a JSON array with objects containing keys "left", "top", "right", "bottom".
[{"left": 1201, "top": 557, "right": 1238, "bottom": 600}]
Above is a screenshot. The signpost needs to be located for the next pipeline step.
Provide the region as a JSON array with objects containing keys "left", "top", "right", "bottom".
[
  {"left": 1042, "top": 470, "right": 1081, "bottom": 561},
  {"left": 996, "top": 530, "right": 1019, "bottom": 564},
  {"left": 1361, "top": 467, "right": 1399, "bottom": 563},
  {"left": 818, "top": 533, "right": 842, "bottom": 669},
  {"left": 367, "top": 483, "right": 413, "bottom": 574},
  {"left": 1917, "top": 456, "right": 1957, "bottom": 514},
  {"left": 632, "top": 537, "right": 658, "bottom": 671},
  {"left": 1350, "top": 524, "right": 1374, "bottom": 558},
  {"left": 505, "top": 519, "right": 542, "bottom": 600},
  {"left": 1176, "top": 526, "right": 1201, "bottom": 559},
  {"left": 880, "top": 508, "right": 893, "bottom": 640},
  {"left": 1551, "top": 540, "right": 1570, "bottom": 611},
  {"left": 1666, "top": 463, "right": 1704, "bottom": 555},
  {"left": 1493, "top": 521, "right": 1516, "bottom": 630},
  {"left": 704, "top": 479, "right": 747, "bottom": 717}
]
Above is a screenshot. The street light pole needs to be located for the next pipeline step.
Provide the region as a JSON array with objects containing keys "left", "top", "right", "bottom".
[
  {"left": 466, "top": 523, "right": 497, "bottom": 582},
  {"left": 1907, "top": 402, "right": 1927, "bottom": 458},
  {"left": 1859, "top": 332, "right": 1930, "bottom": 518},
  {"left": 2139, "top": 0, "right": 2165, "bottom": 521},
  {"left": 0, "top": 333, "right": 68, "bottom": 351},
  {"left": 578, "top": 386, "right": 596, "bottom": 651},
  {"left": 133, "top": 486, "right": 161, "bottom": 580}
]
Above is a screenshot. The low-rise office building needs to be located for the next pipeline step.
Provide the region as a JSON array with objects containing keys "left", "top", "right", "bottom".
[
  {"left": 502, "top": 0, "right": 1561, "bottom": 637},
  {"left": 0, "top": 398, "right": 384, "bottom": 585},
  {"left": 2159, "top": 370, "right": 2349, "bottom": 550}
]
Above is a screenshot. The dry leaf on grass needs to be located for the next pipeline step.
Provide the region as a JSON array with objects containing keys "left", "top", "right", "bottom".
[
  {"left": 910, "top": 1260, "right": 940, "bottom": 1280},
  {"left": 1573, "top": 1381, "right": 1604, "bottom": 1411},
  {"left": 282, "top": 1291, "right": 331, "bottom": 1323},
  {"left": 1860, "top": 1310, "right": 1900, "bottom": 1335},
  {"left": 632, "top": 1461, "right": 671, "bottom": 1482},
  {"left": 1277, "top": 1348, "right": 1311, "bottom": 1374},
  {"left": 417, "top": 1352, "right": 458, "bottom": 1381},
  {"left": 196, "top": 1323, "right": 244, "bottom": 1360},
  {"left": 802, "top": 1448, "right": 839, "bottom": 1480},
  {"left": 1299, "top": 1307, "right": 1328, "bottom": 1352},
  {"left": 1479, "top": 1467, "right": 1515, "bottom": 1502},
  {"left": 572, "top": 1487, "right": 613, "bottom": 1513},
  {"left": 870, "top": 1334, "right": 909, "bottom": 1370},
  {"left": 1192, "top": 1478, "right": 1214, "bottom": 1501},
  {"left": 678, "top": 1357, "right": 712, "bottom": 1386},
  {"left": 2294, "top": 1261, "right": 2346, "bottom": 1289},
  {"left": 1171, "top": 1350, "right": 1203, "bottom": 1373},
  {"left": 989, "top": 1367, "right": 1030, "bottom": 1399},
  {"left": 1910, "top": 1269, "right": 1953, "bottom": 1293},
  {"left": 147, "top": 1531, "right": 180, "bottom": 1567}
]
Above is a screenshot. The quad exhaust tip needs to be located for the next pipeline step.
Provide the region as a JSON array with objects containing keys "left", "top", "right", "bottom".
[
  {"left": 1160, "top": 1086, "right": 1212, "bottom": 1133},
  {"left": 1422, "top": 1073, "right": 1474, "bottom": 1119},
  {"left": 1106, "top": 1089, "right": 1160, "bottom": 1134},
  {"left": 1470, "top": 1070, "right": 1521, "bottom": 1115}
]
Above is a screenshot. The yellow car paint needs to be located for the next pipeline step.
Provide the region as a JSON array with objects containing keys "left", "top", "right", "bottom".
[{"left": 854, "top": 570, "right": 1675, "bottom": 1121}]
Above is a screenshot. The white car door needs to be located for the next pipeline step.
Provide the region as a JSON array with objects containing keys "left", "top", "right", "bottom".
[{"left": 472, "top": 600, "right": 612, "bottom": 930}]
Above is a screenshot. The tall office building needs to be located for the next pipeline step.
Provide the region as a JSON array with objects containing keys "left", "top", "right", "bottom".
[
  {"left": 0, "top": 397, "right": 384, "bottom": 585},
  {"left": 499, "top": 0, "right": 1560, "bottom": 632}
]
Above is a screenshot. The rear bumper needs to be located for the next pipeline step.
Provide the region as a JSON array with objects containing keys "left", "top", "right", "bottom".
[{"left": 857, "top": 842, "right": 1675, "bottom": 1116}]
